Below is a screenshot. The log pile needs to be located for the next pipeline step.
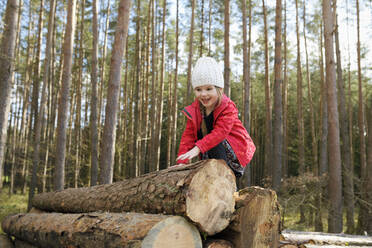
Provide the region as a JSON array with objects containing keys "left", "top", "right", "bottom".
[{"left": 1, "top": 159, "right": 280, "bottom": 248}]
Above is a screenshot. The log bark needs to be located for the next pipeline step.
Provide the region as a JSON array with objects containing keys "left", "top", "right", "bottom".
[
  {"left": 215, "top": 186, "right": 280, "bottom": 248},
  {"left": 2, "top": 212, "right": 202, "bottom": 248},
  {"left": 0, "top": 234, "right": 14, "bottom": 248},
  {"left": 32, "top": 159, "right": 236, "bottom": 235}
]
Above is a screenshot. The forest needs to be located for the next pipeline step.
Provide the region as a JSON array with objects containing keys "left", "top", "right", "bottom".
[{"left": 0, "top": 0, "right": 371, "bottom": 239}]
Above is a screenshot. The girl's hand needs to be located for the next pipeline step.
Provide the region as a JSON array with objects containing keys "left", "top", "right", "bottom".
[{"left": 176, "top": 146, "right": 201, "bottom": 162}]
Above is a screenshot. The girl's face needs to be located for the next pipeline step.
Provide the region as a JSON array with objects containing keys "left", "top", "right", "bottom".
[{"left": 194, "top": 85, "right": 219, "bottom": 111}]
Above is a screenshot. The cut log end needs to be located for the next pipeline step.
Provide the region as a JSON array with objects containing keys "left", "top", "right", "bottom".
[
  {"left": 142, "top": 216, "right": 202, "bottom": 248},
  {"left": 186, "top": 159, "right": 236, "bottom": 235}
]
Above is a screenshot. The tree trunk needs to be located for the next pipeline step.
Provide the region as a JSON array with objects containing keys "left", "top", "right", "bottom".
[
  {"left": 295, "top": 0, "right": 305, "bottom": 175},
  {"left": 319, "top": 19, "right": 327, "bottom": 177},
  {"left": 99, "top": 0, "right": 131, "bottom": 184},
  {"left": 90, "top": 0, "right": 99, "bottom": 186},
  {"left": 170, "top": 0, "right": 179, "bottom": 166},
  {"left": 32, "top": 160, "right": 236, "bottom": 235},
  {"left": 262, "top": 0, "right": 273, "bottom": 182},
  {"left": 186, "top": 0, "right": 195, "bottom": 105},
  {"left": 282, "top": 0, "right": 288, "bottom": 178},
  {"left": 323, "top": 0, "right": 343, "bottom": 233},
  {"left": 28, "top": 0, "right": 56, "bottom": 210},
  {"left": 334, "top": 2, "right": 354, "bottom": 234},
  {"left": 272, "top": 0, "right": 283, "bottom": 191},
  {"left": 215, "top": 187, "right": 280, "bottom": 248},
  {"left": 303, "top": 0, "right": 318, "bottom": 176},
  {"left": 240, "top": 0, "right": 252, "bottom": 188},
  {"left": 54, "top": 0, "right": 77, "bottom": 190},
  {"left": 356, "top": 0, "right": 368, "bottom": 235},
  {"left": 2, "top": 212, "right": 202, "bottom": 248},
  {"left": 153, "top": 0, "right": 166, "bottom": 171},
  {"left": 0, "top": 0, "right": 19, "bottom": 190},
  {"left": 98, "top": 0, "right": 110, "bottom": 130},
  {"left": 30, "top": 0, "right": 44, "bottom": 134},
  {"left": 365, "top": 97, "right": 372, "bottom": 234},
  {"left": 199, "top": 0, "right": 204, "bottom": 57},
  {"left": 224, "top": 0, "right": 230, "bottom": 97}
]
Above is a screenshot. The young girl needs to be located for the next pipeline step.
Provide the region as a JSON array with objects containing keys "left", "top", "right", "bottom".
[{"left": 176, "top": 57, "right": 256, "bottom": 177}]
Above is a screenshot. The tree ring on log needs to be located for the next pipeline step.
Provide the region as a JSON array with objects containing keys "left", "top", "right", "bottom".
[
  {"left": 186, "top": 159, "right": 236, "bottom": 235},
  {"left": 141, "top": 216, "right": 202, "bottom": 248}
]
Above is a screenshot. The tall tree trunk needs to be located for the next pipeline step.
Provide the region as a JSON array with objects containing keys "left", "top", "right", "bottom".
[
  {"left": 334, "top": 1, "right": 354, "bottom": 234},
  {"left": 98, "top": 0, "right": 111, "bottom": 130},
  {"left": 74, "top": 0, "right": 85, "bottom": 188},
  {"left": 208, "top": 0, "right": 212, "bottom": 55},
  {"left": 365, "top": 97, "right": 372, "bottom": 234},
  {"left": 28, "top": 0, "right": 56, "bottom": 209},
  {"left": 295, "top": 0, "right": 305, "bottom": 175},
  {"left": 272, "top": 0, "right": 283, "bottom": 191},
  {"left": 356, "top": 0, "right": 368, "bottom": 234},
  {"left": 323, "top": 0, "right": 343, "bottom": 233},
  {"left": 186, "top": 0, "right": 195, "bottom": 105},
  {"left": 241, "top": 0, "right": 252, "bottom": 188},
  {"left": 132, "top": 0, "right": 142, "bottom": 175},
  {"left": 154, "top": 0, "right": 166, "bottom": 170},
  {"left": 99, "top": 0, "right": 131, "bottom": 184},
  {"left": 199, "top": 0, "right": 204, "bottom": 57},
  {"left": 54, "top": 0, "right": 77, "bottom": 190},
  {"left": 262, "top": 0, "right": 272, "bottom": 182},
  {"left": 90, "top": 0, "right": 99, "bottom": 186},
  {"left": 303, "top": 0, "right": 317, "bottom": 175},
  {"left": 0, "top": 0, "right": 19, "bottom": 190},
  {"left": 224, "top": 0, "right": 230, "bottom": 97},
  {"left": 315, "top": 19, "right": 325, "bottom": 233},
  {"left": 319, "top": 20, "right": 327, "bottom": 177},
  {"left": 170, "top": 0, "right": 179, "bottom": 166},
  {"left": 30, "top": 0, "right": 44, "bottom": 134},
  {"left": 282, "top": 0, "right": 288, "bottom": 178}
]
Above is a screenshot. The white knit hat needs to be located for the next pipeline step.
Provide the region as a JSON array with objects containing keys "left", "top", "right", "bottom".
[{"left": 191, "top": 57, "right": 224, "bottom": 89}]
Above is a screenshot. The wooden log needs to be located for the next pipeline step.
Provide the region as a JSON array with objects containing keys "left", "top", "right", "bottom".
[
  {"left": 203, "top": 239, "right": 234, "bottom": 248},
  {"left": 215, "top": 186, "right": 281, "bottom": 248},
  {"left": 32, "top": 159, "right": 236, "bottom": 235},
  {"left": 14, "top": 239, "right": 38, "bottom": 248},
  {"left": 0, "top": 234, "right": 14, "bottom": 248},
  {"left": 2, "top": 212, "right": 202, "bottom": 248}
]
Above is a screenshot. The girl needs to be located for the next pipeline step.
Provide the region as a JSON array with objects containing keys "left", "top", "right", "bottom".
[{"left": 176, "top": 57, "right": 256, "bottom": 177}]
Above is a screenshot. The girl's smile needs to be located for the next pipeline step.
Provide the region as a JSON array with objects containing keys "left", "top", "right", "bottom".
[{"left": 194, "top": 85, "right": 219, "bottom": 113}]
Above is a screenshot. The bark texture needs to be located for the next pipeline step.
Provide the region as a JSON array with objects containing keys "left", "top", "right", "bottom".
[
  {"left": 32, "top": 160, "right": 236, "bottom": 235},
  {"left": 0, "top": 0, "right": 19, "bottom": 190},
  {"left": 0, "top": 234, "right": 14, "bottom": 248},
  {"left": 216, "top": 186, "right": 280, "bottom": 248},
  {"left": 2, "top": 212, "right": 202, "bottom": 248}
]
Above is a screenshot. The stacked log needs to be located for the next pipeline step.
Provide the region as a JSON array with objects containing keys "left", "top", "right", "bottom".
[
  {"left": 2, "top": 212, "right": 202, "bottom": 248},
  {"left": 1, "top": 159, "right": 280, "bottom": 248}
]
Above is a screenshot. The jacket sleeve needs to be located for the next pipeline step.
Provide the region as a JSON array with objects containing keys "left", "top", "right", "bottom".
[
  {"left": 176, "top": 117, "right": 197, "bottom": 164},
  {"left": 195, "top": 105, "right": 237, "bottom": 153}
]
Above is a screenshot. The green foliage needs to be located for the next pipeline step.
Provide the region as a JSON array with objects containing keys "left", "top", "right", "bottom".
[{"left": 0, "top": 188, "right": 28, "bottom": 234}]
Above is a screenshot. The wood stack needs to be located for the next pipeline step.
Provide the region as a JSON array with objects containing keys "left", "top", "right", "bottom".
[{"left": 1, "top": 159, "right": 280, "bottom": 248}]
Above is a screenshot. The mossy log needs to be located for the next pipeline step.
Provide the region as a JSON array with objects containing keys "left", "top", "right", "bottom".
[
  {"left": 215, "top": 186, "right": 281, "bottom": 248},
  {"left": 2, "top": 212, "right": 202, "bottom": 248},
  {"left": 31, "top": 160, "right": 236, "bottom": 235}
]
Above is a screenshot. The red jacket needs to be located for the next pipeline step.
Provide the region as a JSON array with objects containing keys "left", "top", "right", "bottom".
[{"left": 177, "top": 95, "right": 256, "bottom": 166}]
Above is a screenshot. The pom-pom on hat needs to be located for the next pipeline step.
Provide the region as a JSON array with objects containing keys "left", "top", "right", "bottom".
[{"left": 192, "top": 57, "right": 224, "bottom": 89}]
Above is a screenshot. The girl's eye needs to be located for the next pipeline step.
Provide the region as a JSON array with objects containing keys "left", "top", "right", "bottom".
[{"left": 207, "top": 87, "right": 213, "bottom": 91}]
